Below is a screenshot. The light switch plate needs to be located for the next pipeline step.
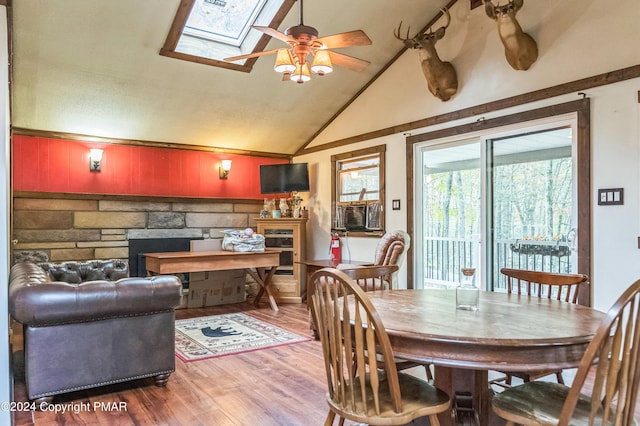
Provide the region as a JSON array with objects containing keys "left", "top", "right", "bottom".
[{"left": 598, "top": 188, "right": 624, "bottom": 205}]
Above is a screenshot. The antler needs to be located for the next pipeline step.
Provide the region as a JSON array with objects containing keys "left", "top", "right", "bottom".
[
  {"left": 401, "top": 8, "right": 451, "bottom": 39},
  {"left": 393, "top": 21, "right": 419, "bottom": 42},
  {"left": 439, "top": 8, "right": 451, "bottom": 31}
]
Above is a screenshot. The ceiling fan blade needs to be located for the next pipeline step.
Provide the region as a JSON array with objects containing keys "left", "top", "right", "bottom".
[
  {"left": 252, "top": 26, "right": 292, "bottom": 44},
  {"left": 327, "top": 50, "right": 370, "bottom": 72},
  {"left": 316, "top": 30, "right": 372, "bottom": 49},
  {"left": 224, "top": 48, "right": 281, "bottom": 62}
]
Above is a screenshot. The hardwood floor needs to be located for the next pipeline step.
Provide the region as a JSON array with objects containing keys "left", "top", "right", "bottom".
[
  {"left": 11, "top": 302, "right": 341, "bottom": 426},
  {"left": 10, "top": 300, "right": 639, "bottom": 426}
]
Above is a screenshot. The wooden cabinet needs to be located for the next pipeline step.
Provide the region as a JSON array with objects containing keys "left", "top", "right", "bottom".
[{"left": 256, "top": 218, "right": 307, "bottom": 304}]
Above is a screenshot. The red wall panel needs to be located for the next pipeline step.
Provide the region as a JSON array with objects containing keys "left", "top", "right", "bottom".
[{"left": 12, "top": 135, "right": 288, "bottom": 199}]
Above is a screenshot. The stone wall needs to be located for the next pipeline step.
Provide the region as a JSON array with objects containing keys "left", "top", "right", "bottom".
[{"left": 12, "top": 193, "right": 262, "bottom": 264}]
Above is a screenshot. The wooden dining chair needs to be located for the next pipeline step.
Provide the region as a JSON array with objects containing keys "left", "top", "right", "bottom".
[
  {"left": 338, "top": 230, "right": 410, "bottom": 290},
  {"left": 309, "top": 265, "right": 398, "bottom": 335},
  {"left": 310, "top": 268, "right": 451, "bottom": 425},
  {"left": 307, "top": 230, "right": 409, "bottom": 335},
  {"left": 492, "top": 278, "right": 640, "bottom": 425},
  {"left": 340, "top": 265, "right": 434, "bottom": 380},
  {"left": 491, "top": 268, "right": 590, "bottom": 387},
  {"left": 339, "top": 264, "right": 399, "bottom": 292}
]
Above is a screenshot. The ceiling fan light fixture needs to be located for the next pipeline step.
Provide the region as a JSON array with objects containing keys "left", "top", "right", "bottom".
[
  {"left": 274, "top": 49, "right": 295, "bottom": 73},
  {"left": 290, "top": 62, "right": 311, "bottom": 84},
  {"left": 311, "top": 50, "right": 333, "bottom": 75},
  {"left": 225, "top": 0, "right": 371, "bottom": 84}
]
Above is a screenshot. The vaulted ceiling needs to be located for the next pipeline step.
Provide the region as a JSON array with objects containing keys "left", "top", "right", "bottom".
[{"left": 10, "top": 0, "right": 460, "bottom": 156}]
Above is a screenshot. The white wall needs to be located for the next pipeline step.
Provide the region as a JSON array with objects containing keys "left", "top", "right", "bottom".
[
  {"left": 296, "top": 0, "right": 640, "bottom": 311},
  {"left": 1, "top": 6, "right": 11, "bottom": 423}
]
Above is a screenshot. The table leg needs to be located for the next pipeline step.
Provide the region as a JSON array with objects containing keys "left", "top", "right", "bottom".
[
  {"left": 246, "top": 267, "right": 279, "bottom": 312},
  {"left": 434, "top": 366, "right": 496, "bottom": 426},
  {"left": 306, "top": 265, "right": 321, "bottom": 336}
]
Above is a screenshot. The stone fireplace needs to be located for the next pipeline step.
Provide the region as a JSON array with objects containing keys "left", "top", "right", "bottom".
[
  {"left": 12, "top": 192, "right": 262, "bottom": 266},
  {"left": 128, "top": 237, "right": 197, "bottom": 277}
]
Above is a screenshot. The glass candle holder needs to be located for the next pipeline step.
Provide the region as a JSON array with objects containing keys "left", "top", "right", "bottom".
[{"left": 456, "top": 267, "right": 479, "bottom": 311}]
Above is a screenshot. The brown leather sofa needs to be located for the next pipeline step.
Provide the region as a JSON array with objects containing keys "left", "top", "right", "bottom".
[{"left": 9, "top": 260, "right": 182, "bottom": 405}]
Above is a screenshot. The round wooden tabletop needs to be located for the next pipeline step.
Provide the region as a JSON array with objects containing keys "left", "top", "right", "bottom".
[{"left": 365, "top": 289, "right": 606, "bottom": 371}]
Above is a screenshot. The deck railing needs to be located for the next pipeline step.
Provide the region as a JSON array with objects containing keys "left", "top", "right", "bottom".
[{"left": 423, "top": 237, "right": 574, "bottom": 291}]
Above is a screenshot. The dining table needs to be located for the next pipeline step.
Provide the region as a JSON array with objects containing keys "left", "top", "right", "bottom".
[{"left": 363, "top": 289, "right": 607, "bottom": 426}]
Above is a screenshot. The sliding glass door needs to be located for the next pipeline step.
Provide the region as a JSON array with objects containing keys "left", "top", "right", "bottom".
[
  {"left": 415, "top": 120, "right": 577, "bottom": 291},
  {"left": 487, "top": 126, "right": 576, "bottom": 290},
  {"left": 417, "top": 140, "right": 481, "bottom": 287}
]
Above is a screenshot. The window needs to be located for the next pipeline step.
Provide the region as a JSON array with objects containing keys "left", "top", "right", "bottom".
[
  {"left": 160, "top": 0, "right": 295, "bottom": 71},
  {"left": 338, "top": 155, "right": 380, "bottom": 202},
  {"left": 331, "top": 145, "right": 385, "bottom": 235}
]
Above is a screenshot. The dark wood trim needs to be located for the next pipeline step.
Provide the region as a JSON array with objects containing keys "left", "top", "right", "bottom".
[
  {"left": 294, "top": 0, "right": 460, "bottom": 156},
  {"left": 158, "top": 50, "right": 258, "bottom": 72},
  {"left": 11, "top": 127, "right": 292, "bottom": 159},
  {"left": 405, "top": 99, "right": 591, "bottom": 307},
  {"left": 329, "top": 144, "right": 386, "bottom": 161},
  {"left": 297, "top": 64, "right": 640, "bottom": 155},
  {"left": 13, "top": 191, "right": 264, "bottom": 205},
  {"left": 406, "top": 99, "right": 588, "bottom": 144},
  {"left": 160, "top": 0, "right": 194, "bottom": 52},
  {"left": 406, "top": 140, "right": 415, "bottom": 284},
  {"left": 576, "top": 100, "right": 591, "bottom": 305},
  {"left": 159, "top": 0, "right": 295, "bottom": 73}
]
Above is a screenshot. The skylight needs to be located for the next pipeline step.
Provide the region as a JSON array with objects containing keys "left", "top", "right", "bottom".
[
  {"left": 183, "top": 0, "right": 266, "bottom": 47},
  {"left": 160, "top": 0, "right": 294, "bottom": 71}
]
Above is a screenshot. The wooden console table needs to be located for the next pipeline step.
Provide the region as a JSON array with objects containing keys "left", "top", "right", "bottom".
[{"left": 144, "top": 249, "right": 282, "bottom": 311}]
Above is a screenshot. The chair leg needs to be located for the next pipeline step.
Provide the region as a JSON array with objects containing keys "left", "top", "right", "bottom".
[
  {"left": 425, "top": 364, "right": 434, "bottom": 381},
  {"left": 324, "top": 411, "right": 336, "bottom": 426},
  {"left": 429, "top": 414, "right": 441, "bottom": 426},
  {"left": 555, "top": 370, "right": 565, "bottom": 384}
]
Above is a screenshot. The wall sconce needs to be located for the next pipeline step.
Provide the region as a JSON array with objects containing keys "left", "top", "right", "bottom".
[
  {"left": 219, "top": 160, "right": 232, "bottom": 179},
  {"left": 89, "top": 148, "right": 103, "bottom": 172}
]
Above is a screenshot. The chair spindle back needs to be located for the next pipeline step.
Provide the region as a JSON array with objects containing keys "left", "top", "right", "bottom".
[
  {"left": 310, "top": 268, "right": 403, "bottom": 417},
  {"left": 339, "top": 265, "right": 399, "bottom": 292},
  {"left": 560, "top": 278, "right": 640, "bottom": 424},
  {"left": 501, "top": 268, "right": 589, "bottom": 304}
]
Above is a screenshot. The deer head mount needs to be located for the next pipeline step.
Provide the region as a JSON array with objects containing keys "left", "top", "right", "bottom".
[
  {"left": 485, "top": 0, "right": 538, "bottom": 70},
  {"left": 394, "top": 8, "right": 458, "bottom": 102}
]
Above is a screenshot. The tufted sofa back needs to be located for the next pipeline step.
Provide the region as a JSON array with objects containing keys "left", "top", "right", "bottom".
[
  {"left": 38, "top": 259, "right": 129, "bottom": 283},
  {"left": 8, "top": 260, "right": 181, "bottom": 402}
]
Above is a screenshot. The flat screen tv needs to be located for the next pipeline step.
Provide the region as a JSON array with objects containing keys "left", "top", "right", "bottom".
[{"left": 260, "top": 163, "right": 310, "bottom": 194}]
